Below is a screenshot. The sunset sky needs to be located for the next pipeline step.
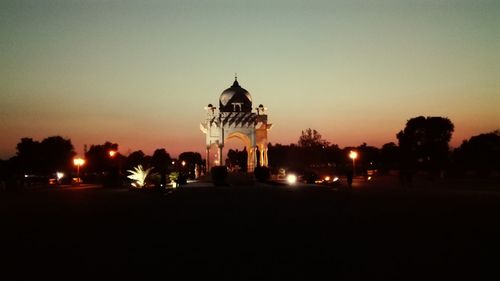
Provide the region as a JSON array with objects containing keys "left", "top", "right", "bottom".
[{"left": 1, "top": 0, "right": 499, "bottom": 159}]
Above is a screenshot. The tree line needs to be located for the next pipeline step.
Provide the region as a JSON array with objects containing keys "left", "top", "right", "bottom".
[
  {"left": 0, "top": 138, "right": 202, "bottom": 190},
  {"left": 1, "top": 115, "right": 499, "bottom": 190},
  {"left": 229, "top": 117, "right": 500, "bottom": 179}
]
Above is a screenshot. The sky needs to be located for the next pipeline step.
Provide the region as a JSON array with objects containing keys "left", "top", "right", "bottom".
[{"left": 1, "top": 0, "right": 499, "bottom": 159}]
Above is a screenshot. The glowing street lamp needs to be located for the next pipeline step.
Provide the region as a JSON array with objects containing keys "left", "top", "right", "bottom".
[
  {"left": 349, "top": 151, "right": 358, "bottom": 176},
  {"left": 109, "top": 150, "right": 117, "bottom": 157},
  {"left": 73, "top": 157, "right": 85, "bottom": 185}
]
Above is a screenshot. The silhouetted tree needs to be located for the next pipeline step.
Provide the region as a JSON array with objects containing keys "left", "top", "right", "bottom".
[
  {"left": 298, "top": 128, "right": 330, "bottom": 148},
  {"left": 227, "top": 148, "right": 247, "bottom": 171},
  {"left": 268, "top": 140, "right": 342, "bottom": 172},
  {"left": 151, "top": 148, "right": 172, "bottom": 186},
  {"left": 452, "top": 131, "right": 500, "bottom": 177},
  {"left": 125, "top": 150, "right": 147, "bottom": 171},
  {"left": 323, "top": 144, "right": 343, "bottom": 167},
  {"left": 380, "top": 142, "right": 400, "bottom": 173},
  {"left": 16, "top": 138, "right": 42, "bottom": 174},
  {"left": 397, "top": 116, "right": 454, "bottom": 179},
  {"left": 16, "top": 136, "right": 75, "bottom": 175},
  {"left": 268, "top": 143, "right": 301, "bottom": 170},
  {"left": 297, "top": 129, "right": 331, "bottom": 168},
  {"left": 84, "top": 142, "right": 119, "bottom": 174},
  {"left": 39, "top": 136, "right": 75, "bottom": 174}
]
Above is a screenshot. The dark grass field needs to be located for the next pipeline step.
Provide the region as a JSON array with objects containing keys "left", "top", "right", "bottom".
[{"left": 1, "top": 178, "right": 499, "bottom": 279}]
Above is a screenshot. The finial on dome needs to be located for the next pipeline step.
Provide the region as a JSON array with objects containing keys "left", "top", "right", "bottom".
[{"left": 232, "top": 73, "right": 240, "bottom": 86}]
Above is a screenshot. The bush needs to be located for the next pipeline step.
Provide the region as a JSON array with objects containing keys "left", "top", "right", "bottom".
[
  {"left": 211, "top": 166, "right": 228, "bottom": 186},
  {"left": 254, "top": 166, "right": 270, "bottom": 182}
]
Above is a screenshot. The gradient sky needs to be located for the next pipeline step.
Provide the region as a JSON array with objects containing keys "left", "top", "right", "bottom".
[{"left": 1, "top": 0, "right": 499, "bottom": 159}]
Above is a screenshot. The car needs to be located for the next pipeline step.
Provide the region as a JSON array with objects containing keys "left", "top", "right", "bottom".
[{"left": 315, "top": 175, "right": 342, "bottom": 186}]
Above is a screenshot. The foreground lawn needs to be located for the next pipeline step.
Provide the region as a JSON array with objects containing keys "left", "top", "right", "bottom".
[{"left": 1, "top": 181, "right": 498, "bottom": 279}]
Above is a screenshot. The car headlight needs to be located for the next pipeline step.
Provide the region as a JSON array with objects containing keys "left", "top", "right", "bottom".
[{"left": 287, "top": 174, "right": 297, "bottom": 184}]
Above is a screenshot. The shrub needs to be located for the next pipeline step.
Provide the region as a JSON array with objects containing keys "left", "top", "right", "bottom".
[
  {"left": 127, "top": 165, "right": 156, "bottom": 188},
  {"left": 211, "top": 166, "right": 228, "bottom": 186},
  {"left": 254, "top": 166, "right": 270, "bottom": 182}
]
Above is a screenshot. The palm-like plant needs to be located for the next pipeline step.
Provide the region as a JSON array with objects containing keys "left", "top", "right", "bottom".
[{"left": 127, "top": 165, "right": 155, "bottom": 188}]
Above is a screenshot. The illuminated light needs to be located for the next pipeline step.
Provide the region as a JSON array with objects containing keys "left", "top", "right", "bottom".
[
  {"left": 333, "top": 177, "right": 339, "bottom": 182},
  {"left": 24, "top": 175, "right": 28, "bottom": 178},
  {"left": 109, "top": 150, "right": 116, "bottom": 157},
  {"left": 287, "top": 174, "right": 297, "bottom": 184},
  {"left": 181, "top": 160, "right": 186, "bottom": 167},
  {"left": 73, "top": 158, "right": 85, "bottom": 166},
  {"left": 368, "top": 176, "right": 372, "bottom": 180},
  {"left": 325, "top": 176, "right": 330, "bottom": 181},
  {"left": 349, "top": 151, "right": 358, "bottom": 160},
  {"left": 73, "top": 157, "right": 85, "bottom": 186},
  {"left": 349, "top": 151, "right": 358, "bottom": 177},
  {"left": 172, "top": 161, "right": 175, "bottom": 165},
  {"left": 56, "top": 172, "right": 64, "bottom": 180}
]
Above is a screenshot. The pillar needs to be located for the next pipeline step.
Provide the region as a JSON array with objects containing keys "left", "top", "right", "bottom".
[
  {"left": 263, "top": 147, "right": 268, "bottom": 167},
  {"left": 259, "top": 145, "right": 267, "bottom": 167},
  {"left": 206, "top": 146, "right": 210, "bottom": 173},
  {"left": 217, "top": 145, "right": 224, "bottom": 166},
  {"left": 247, "top": 146, "right": 255, "bottom": 172},
  {"left": 254, "top": 146, "right": 258, "bottom": 170}
]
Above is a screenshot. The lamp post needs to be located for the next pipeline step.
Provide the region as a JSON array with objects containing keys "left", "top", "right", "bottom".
[
  {"left": 73, "top": 157, "right": 85, "bottom": 185},
  {"left": 349, "top": 151, "right": 358, "bottom": 177},
  {"left": 181, "top": 160, "right": 187, "bottom": 177}
]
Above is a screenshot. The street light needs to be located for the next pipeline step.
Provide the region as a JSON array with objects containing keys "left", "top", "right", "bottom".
[
  {"left": 109, "top": 150, "right": 116, "bottom": 157},
  {"left": 349, "top": 151, "right": 358, "bottom": 176},
  {"left": 73, "top": 157, "right": 85, "bottom": 185},
  {"left": 181, "top": 160, "right": 186, "bottom": 167}
]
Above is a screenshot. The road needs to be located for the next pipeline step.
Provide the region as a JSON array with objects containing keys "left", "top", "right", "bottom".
[{"left": 1, "top": 178, "right": 499, "bottom": 279}]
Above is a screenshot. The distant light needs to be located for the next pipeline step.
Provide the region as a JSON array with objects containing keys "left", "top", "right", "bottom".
[
  {"left": 172, "top": 161, "right": 175, "bottom": 165},
  {"left": 349, "top": 151, "right": 358, "bottom": 160},
  {"left": 325, "top": 176, "right": 330, "bottom": 181},
  {"left": 56, "top": 172, "right": 64, "bottom": 180},
  {"left": 368, "top": 176, "right": 372, "bottom": 181},
  {"left": 333, "top": 177, "right": 339, "bottom": 182},
  {"left": 73, "top": 157, "right": 85, "bottom": 166},
  {"left": 287, "top": 174, "right": 297, "bottom": 184},
  {"left": 24, "top": 174, "right": 28, "bottom": 178},
  {"left": 109, "top": 150, "right": 116, "bottom": 157},
  {"left": 181, "top": 160, "right": 186, "bottom": 167}
]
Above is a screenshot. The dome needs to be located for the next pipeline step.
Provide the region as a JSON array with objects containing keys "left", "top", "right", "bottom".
[{"left": 219, "top": 78, "right": 252, "bottom": 112}]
